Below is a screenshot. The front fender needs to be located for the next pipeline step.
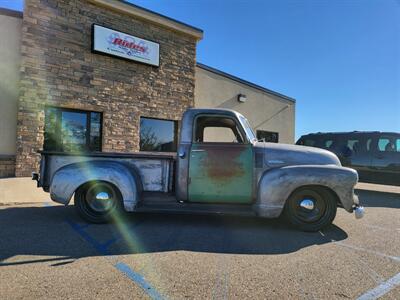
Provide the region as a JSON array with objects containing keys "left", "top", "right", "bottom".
[
  {"left": 254, "top": 165, "right": 358, "bottom": 218},
  {"left": 50, "top": 160, "right": 142, "bottom": 211}
]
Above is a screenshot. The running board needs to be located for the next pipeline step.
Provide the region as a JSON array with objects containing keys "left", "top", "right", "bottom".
[{"left": 135, "top": 201, "right": 256, "bottom": 217}]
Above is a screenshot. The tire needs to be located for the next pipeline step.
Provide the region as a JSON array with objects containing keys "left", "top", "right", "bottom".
[
  {"left": 74, "top": 181, "right": 123, "bottom": 223},
  {"left": 283, "top": 186, "right": 337, "bottom": 232}
]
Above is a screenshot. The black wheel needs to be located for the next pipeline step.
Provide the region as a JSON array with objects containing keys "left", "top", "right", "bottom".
[
  {"left": 74, "top": 181, "right": 123, "bottom": 223},
  {"left": 284, "top": 186, "right": 337, "bottom": 232}
]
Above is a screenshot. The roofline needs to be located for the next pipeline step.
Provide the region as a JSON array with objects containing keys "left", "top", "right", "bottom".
[
  {"left": 196, "top": 63, "right": 296, "bottom": 103},
  {"left": 0, "top": 7, "right": 23, "bottom": 18},
  {"left": 87, "top": 0, "right": 203, "bottom": 40}
]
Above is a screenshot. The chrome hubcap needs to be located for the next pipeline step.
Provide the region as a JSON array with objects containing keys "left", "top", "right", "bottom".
[
  {"left": 85, "top": 184, "right": 115, "bottom": 213},
  {"left": 300, "top": 199, "right": 315, "bottom": 210},
  {"left": 95, "top": 192, "right": 110, "bottom": 201}
]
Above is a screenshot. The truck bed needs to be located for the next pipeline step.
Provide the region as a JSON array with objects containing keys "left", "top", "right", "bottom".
[{"left": 38, "top": 151, "right": 176, "bottom": 193}]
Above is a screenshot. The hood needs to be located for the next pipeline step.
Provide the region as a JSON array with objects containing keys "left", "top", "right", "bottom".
[{"left": 254, "top": 142, "right": 341, "bottom": 168}]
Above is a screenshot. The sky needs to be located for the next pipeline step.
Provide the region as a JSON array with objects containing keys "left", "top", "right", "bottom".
[{"left": 1, "top": 0, "right": 399, "bottom": 139}]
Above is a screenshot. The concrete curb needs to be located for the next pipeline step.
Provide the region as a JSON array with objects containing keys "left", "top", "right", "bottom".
[{"left": 0, "top": 177, "right": 50, "bottom": 204}]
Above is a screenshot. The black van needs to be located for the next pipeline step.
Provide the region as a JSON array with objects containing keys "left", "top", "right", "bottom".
[{"left": 296, "top": 132, "right": 400, "bottom": 186}]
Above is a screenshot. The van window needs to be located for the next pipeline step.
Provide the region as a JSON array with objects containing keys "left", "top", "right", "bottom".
[
  {"left": 301, "top": 138, "right": 317, "bottom": 146},
  {"left": 378, "top": 136, "right": 400, "bottom": 152},
  {"left": 367, "top": 139, "right": 372, "bottom": 151},
  {"left": 347, "top": 139, "right": 361, "bottom": 152},
  {"left": 323, "top": 139, "right": 333, "bottom": 148}
]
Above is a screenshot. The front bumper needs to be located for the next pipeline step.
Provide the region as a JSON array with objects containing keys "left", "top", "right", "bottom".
[{"left": 354, "top": 205, "right": 365, "bottom": 219}]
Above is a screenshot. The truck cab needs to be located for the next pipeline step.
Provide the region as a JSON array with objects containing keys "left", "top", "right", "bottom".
[{"left": 34, "top": 108, "right": 364, "bottom": 231}]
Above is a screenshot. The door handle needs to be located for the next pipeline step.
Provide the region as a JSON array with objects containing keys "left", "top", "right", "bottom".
[{"left": 192, "top": 149, "right": 205, "bottom": 153}]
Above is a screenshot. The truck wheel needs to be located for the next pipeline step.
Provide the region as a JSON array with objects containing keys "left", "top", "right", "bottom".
[
  {"left": 74, "top": 181, "right": 123, "bottom": 223},
  {"left": 284, "top": 186, "right": 337, "bottom": 232}
]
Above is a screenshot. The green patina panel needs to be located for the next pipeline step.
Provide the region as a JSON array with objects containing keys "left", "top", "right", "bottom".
[{"left": 188, "top": 143, "right": 253, "bottom": 203}]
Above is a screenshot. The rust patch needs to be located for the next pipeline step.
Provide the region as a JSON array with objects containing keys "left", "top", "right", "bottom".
[{"left": 201, "top": 146, "right": 245, "bottom": 181}]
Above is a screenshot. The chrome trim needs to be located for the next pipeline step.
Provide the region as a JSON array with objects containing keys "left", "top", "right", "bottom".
[
  {"left": 300, "top": 199, "right": 314, "bottom": 210},
  {"left": 354, "top": 206, "right": 365, "bottom": 219},
  {"left": 95, "top": 192, "right": 110, "bottom": 201}
]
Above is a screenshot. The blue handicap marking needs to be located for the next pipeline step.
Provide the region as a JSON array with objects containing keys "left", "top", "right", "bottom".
[
  {"left": 115, "top": 262, "right": 165, "bottom": 300},
  {"left": 65, "top": 218, "right": 165, "bottom": 299}
]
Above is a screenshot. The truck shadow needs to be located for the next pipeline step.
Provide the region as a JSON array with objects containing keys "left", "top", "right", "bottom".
[{"left": 0, "top": 204, "right": 347, "bottom": 267}]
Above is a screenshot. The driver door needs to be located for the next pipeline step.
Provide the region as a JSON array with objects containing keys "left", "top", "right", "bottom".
[{"left": 188, "top": 115, "right": 253, "bottom": 204}]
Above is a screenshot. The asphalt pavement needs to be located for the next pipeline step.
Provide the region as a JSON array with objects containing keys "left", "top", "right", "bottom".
[{"left": 0, "top": 189, "right": 399, "bottom": 299}]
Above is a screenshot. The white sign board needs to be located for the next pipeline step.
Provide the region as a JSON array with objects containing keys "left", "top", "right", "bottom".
[{"left": 92, "top": 24, "right": 160, "bottom": 67}]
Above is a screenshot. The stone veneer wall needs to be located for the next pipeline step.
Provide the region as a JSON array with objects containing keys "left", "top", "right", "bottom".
[
  {"left": 16, "top": 0, "right": 197, "bottom": 176},
  {"left": 0, "top": 156, "right": 16, "bottom": 178}
]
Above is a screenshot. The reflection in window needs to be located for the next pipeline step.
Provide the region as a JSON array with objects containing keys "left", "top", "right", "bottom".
[
  {"left": 203, "top": 127, "right": 238, "bottom": 143},
  {"left": 324, "top": 140, "right": 333, "bottom": 148},
  {"left": 347, "top": 139, "right": 360, "bottom": 152},
  {"left": 140, "top": 117, "right": 177, "bottom": 152},
  {"left": 301, "top": 139, "right": 316, "bottom": 146},
  {"left": 194, "top": 116, "right": 244, "bottom": 143},
  {"left": 378, "top": 137, "right": 399, "bottom": 152},
  {"left": 44, "top": 107, "right": 102, "bottom": 152},
  {"left": 256, "top": 130, "right": 279, "bottom": 143}
]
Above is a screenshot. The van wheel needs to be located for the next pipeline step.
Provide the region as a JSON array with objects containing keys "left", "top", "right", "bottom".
[
  {"left": 74, "top": 181, "right": 122, "bottom": 223},
  {"left": 284, "top": 186, "right": 337, "bottom": 232}
]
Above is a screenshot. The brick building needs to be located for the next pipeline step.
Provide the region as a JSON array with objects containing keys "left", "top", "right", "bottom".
[{"left": 0, "top": 0, "right": 295, "bottom": 178}]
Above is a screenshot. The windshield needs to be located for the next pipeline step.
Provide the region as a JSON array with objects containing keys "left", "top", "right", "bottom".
[{"left": 239, "top": 115, "right": 257, "bottom": 142}]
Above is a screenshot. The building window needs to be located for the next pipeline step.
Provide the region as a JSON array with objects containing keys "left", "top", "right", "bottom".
[
  {"left": 140, "top": 117, "right": 178, "bottom": 152},
  {"left": 256, "top": 130, "right": 279, "bottom": 143},
  {"left": 44, "top": 107, "right": 102, "bottom": 152}
]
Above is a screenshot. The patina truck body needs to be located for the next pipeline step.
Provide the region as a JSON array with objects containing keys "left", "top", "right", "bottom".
[{"left": 34, "top": 108, "right": 364, "bottom": 231}]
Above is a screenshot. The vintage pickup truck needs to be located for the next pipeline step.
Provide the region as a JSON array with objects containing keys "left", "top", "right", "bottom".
[{"left": 33, "top": 108, "right": 364, "bottom": 231}]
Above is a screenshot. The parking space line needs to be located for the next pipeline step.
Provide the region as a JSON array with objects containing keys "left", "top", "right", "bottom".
[
  {"left": 357, "top": 272, "right": 400, "bottom": 300},
  {"left": 364, "top": 224, "right": 400, "bottom": 233},
  {"left": 332, "top": 241, "right": 400, "bottom": 263}
]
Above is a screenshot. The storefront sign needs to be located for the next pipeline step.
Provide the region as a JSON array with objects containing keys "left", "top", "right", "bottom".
[{"left": 92, "top": 24, "right": 160, "bottom": 66}]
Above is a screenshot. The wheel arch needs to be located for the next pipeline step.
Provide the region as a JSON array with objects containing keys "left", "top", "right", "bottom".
[
  {"left": 49, "top": 160, "right": 142, "bottom": 212},
  {"left": 254, "top": 164, "right": 358, "bottom": 217},
  {"left": 285, "top": 184, "right": 341, "bottom": 206}
]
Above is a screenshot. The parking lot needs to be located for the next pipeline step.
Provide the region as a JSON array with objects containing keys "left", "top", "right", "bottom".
[{"left": 0, "top": 189, "right": 399, "bottom": 299}]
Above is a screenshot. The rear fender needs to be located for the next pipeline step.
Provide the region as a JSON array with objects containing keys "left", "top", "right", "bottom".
[
  {"left": 50, "top": 160, "right": 142, "bottom": 212},
  {"left": 254, "top": 165, "right": 358, "bottom": 217}
]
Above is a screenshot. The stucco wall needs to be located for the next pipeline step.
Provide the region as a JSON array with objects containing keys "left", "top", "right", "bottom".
[
  {"left": 195, "top": 66, "right": 295, "bottom": 144},
  {"left": 0, "top": 12, "right": 21, "bottom": 156}
]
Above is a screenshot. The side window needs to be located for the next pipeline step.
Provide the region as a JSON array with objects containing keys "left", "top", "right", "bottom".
[
  {"left": 377, "top": 136, "right": 400, "bottom": 152},
  {"left": 194, "top": 116, "right": 245, "bottom": 143},
  {"left": 346, "top": 138, "right": 366, "bottom": 153},
  {"left": 302, "top": 138, "right": 317, "bottom": 147},
  {"left": 366, "top": 138, "right": 372, "bottom": 151},
  {"left": 323, "top": 139, "right": 333, "bottom": 149},
  {"left": 378, "top": 138, "right": 390, "bottom": 151},
  {"left": 256, "top": 130, "right": 279, "bottom": 143}
]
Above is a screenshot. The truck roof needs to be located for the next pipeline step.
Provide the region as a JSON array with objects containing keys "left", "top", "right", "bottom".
[{"left": 185, "top": 107, "right": 242, "bottom": 115}]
